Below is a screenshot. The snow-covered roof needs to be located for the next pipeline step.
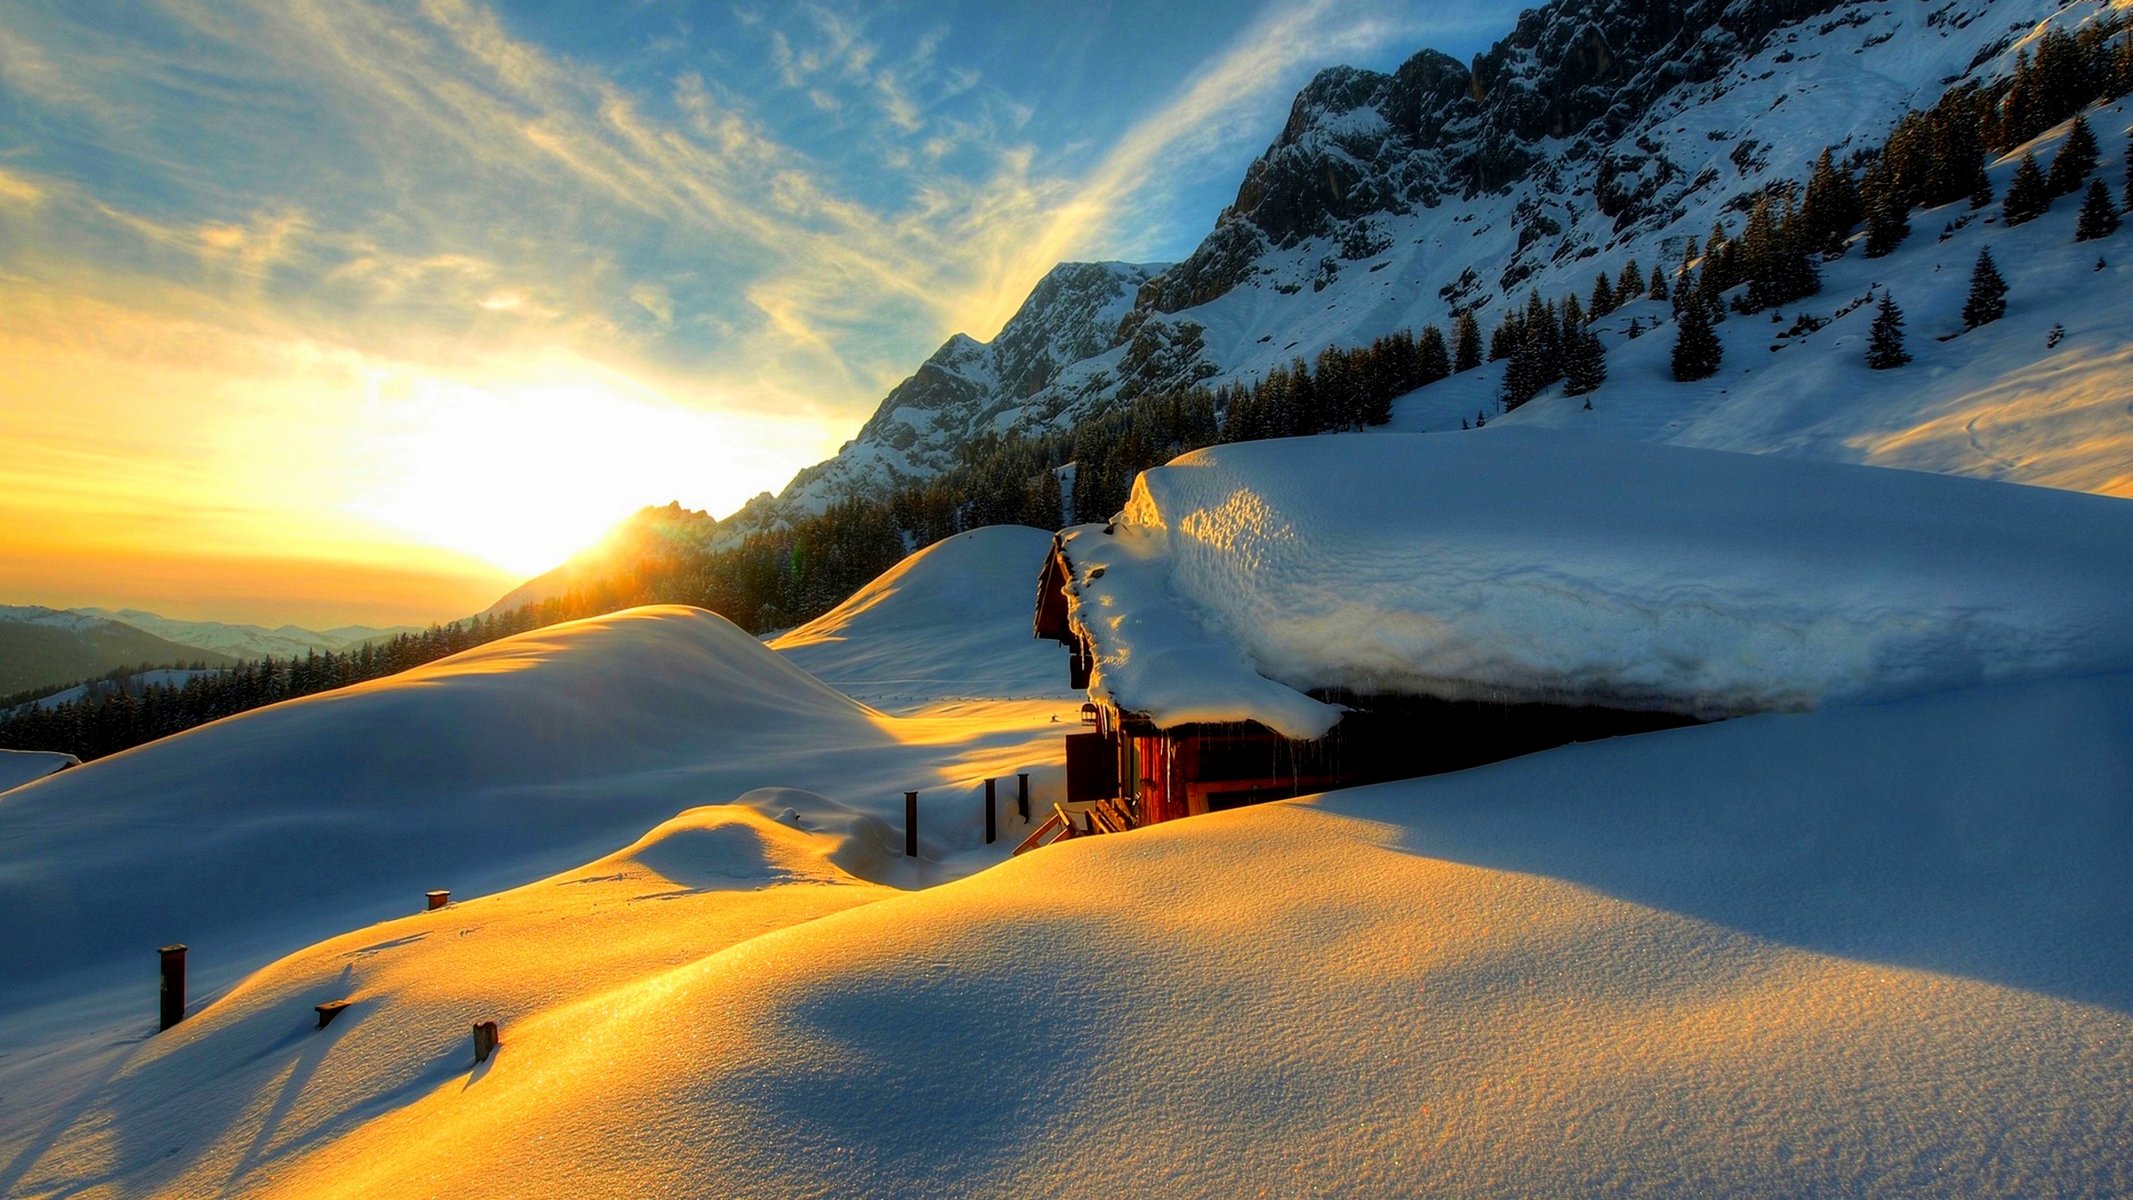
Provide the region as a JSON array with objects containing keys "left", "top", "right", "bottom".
[{"left": 1054, "top": 431, "right": 2133, "bottom": 738}]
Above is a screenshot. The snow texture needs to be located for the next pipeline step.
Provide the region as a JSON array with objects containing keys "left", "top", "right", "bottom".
[
  {"left": 13, "top": 669, "right": 2125, "bottom": 1197},
  {"left": 771, "top": 526, "right": 1074, "bottom": 711},
  {"left": 0, "top": 749, "right": 78, "bottom": 794},
  {"left": 1061, "top": 432, "right": 2133, "bottom": 737},
  {"left": 0, "top": 605, "right": 1074, "bottom": 1015}
]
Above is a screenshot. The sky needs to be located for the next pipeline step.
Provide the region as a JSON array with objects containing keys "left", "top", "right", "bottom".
[{"left": 0, "top": 0, "right": 1522, "bottom": 627}]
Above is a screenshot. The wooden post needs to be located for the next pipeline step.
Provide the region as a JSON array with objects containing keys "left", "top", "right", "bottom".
[
  {"left": 472, "top": 1019, "right": 500, "bottom": 1064},
  {"left": 904, "top": 791, "right": 918, "bottom": 858},
  {"left": 984, "top": 778, "right": 997, "bottom": 845},
  {"left": 426, "top": 889, "right": 450, "bottom": 911},
  {"left": 158, "top": 944, "right": 187, "bottom": 1032},
  {"left": 1017, "top": 773, "right": 1030, "bottom": 821},
  {"left": 315, "top": 999, "right": 352, "bottom": 1030}
]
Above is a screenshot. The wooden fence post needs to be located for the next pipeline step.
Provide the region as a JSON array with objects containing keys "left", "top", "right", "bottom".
[
  {"left": 1017, "top": 773, "right": 1030, "bottom": 821},
  {"left": 472, "top": 1019, "right": 500, "bottom": 1064},
  {"left": 985, "top": 778, "right": 997, "bottom": 845},
  {"left": 904, "top": 791, "right": 918, "bottom": 858},
  {"left": 159, "top": 944, "right": 187, "bottom": 1032}
]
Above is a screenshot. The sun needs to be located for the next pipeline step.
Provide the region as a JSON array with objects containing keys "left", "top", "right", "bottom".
[{"left": 343, "top": 368, "right": 776, "bottom": 578}]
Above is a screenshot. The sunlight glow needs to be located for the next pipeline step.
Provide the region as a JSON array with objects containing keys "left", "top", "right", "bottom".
[{"left": 345, "top": 366, "right": 784, "bottom": 576}]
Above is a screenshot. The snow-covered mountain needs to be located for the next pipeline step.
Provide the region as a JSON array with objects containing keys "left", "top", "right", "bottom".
[
  {"left": 0, "top": 606, "right": 238, "bottom": 696},
  {"left": 725, "top": 0, "right": 2117, "bottom": 536},
  {"left": 73, "top": 607, "right": 418, "bottom": 660},
  {"left": 725, "top": 260, "right": 1167, "bottom": 530}
]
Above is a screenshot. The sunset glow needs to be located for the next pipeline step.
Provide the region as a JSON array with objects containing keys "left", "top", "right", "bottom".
[{"left": 0, "top": 0, "right": 1496, "bottom": 627}]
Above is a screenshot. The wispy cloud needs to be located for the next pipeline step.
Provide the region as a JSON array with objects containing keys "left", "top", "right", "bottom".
[{"left": 0, "top": 0, "right": 1494, "bottom": 621}]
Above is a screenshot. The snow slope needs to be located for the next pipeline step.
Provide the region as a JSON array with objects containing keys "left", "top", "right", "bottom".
[
  {"left": 734, "top": 0, "right": 2126, "bottom": 532},
  {"left": 1058, "top": 432, "right": 2133, "bottom": 738},
  {"left": 770, "top": 526, "right": 1074, "bottom": 710},
  {"left": 0, "top": 606, "right": 1073, "bottom": 1017},
  {"left": 1396, "top": 100, "right": 2133, "bottom": 498},
  {"left": 0, "top": 749, "right": 76, "bottom": 794},
  {"left": 14, "top": 668, "right": 2124, "bottom": 1197}
]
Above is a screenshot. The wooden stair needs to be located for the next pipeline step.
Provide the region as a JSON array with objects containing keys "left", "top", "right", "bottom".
[{"left": 1011, "top": 798, "right": 1138, "bottom": 856}]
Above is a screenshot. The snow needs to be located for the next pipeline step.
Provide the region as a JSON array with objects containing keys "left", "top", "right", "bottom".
[
  {"left": 1395, "top": 100, "right": 2133, "bottom": 501},
  {"left": 23, "top": 667, "right": 225, "bottom": 712},
  {"left": 770, "top": 526, "right": 1075, "bottom": 711},
  {"left": 1058, "top": 431, "right": 2133, "bottom": 738},
  {"left": 0, "top": 749, "right": 78, "bottom": 793},
  {"left": 743, "top": 0, "right": 2118, "bottom": 531},
  {"left": 2, "top": 480, "right": 2130, "bottom": 1196},
  {"left": 11, "top": 668, "right": 2125, "bottom": 1197},
  {"left": 0, "top": 605, "right": 1076, "bottom": 1018}
]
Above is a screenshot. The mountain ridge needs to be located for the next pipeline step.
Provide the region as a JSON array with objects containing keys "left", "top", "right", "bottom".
[{"left": 713, "top": 0, "right": 2066, "bottom": 542}]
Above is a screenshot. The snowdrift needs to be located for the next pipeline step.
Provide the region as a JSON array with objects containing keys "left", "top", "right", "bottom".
[
  {"left": 0, "top": 748, "right": 78, "bottom": 794},
  {"left": 1059, "top": 432, "right": 2133, "bottom": 737},
  {"left": 0, "top": 606, "right": 1063, "bottom": 1010},
  {"left": 771, "top": 526, "right": 1073, "bottom": 709},
  {"left": 53, "top": 668, "right": 2122, "bottom": 1199}
]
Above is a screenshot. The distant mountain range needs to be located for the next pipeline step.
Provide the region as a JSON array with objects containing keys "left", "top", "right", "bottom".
[{"left": 0, "top": 605, "right": 418, "bottom": 699}]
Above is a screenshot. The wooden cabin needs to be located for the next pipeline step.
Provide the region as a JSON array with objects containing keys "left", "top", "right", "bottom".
[{"left": 1034, "top": 537, "right": 1695, "bottom": 830}]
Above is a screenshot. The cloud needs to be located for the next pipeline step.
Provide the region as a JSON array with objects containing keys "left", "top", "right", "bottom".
[{"left": 0, "top": 0, "right": 1471, "bottom": 625}]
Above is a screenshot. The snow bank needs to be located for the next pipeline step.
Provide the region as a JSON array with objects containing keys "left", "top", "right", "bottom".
[
  {"left": 60, "top": 668, "right": 2124, "bottom": 1198},
  {"left": 0, "top": 606, "right": 1067, "bottom": 1011},
  {"left": 1062, "top": 432, "right": 2133, "bottom": 736},
  {"left": 772, "top": 526, "right": 1074, "bottom": 710},
  {"left": 0, "top": 748, "right": 78, "bottom": 793}
]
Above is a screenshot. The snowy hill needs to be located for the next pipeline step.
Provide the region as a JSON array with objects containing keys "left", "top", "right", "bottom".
[
  {"left": 8, "top": 665, "right": 2125, "bottom": 1197},
  {"left": 0, "top": 748, "right": 77, "bottom": 793},
  {"left": 770, "top": 525, "right": 1075, "bottom": 710},
  {"left": 0, "top": 606, "right": 1073, "bottom": 1015},
  {"left": 1394, "top": 103, "right": 2133, "bottom": 495}
]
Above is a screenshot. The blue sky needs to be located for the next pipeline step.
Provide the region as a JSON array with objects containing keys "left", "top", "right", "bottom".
[{"left": 0, "top": 0, "right": 1524, "bottom": 623}]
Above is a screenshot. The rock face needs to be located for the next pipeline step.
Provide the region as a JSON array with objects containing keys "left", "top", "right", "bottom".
[
  {"left": 717, "top": 0, "right": 2047, "bottom": 538},
  {"left": 1131, "top": 0, "right": 1849, "bottom": 322},
  {"left": 733, "top": 260, "right": 1164, "bottom": 528}
]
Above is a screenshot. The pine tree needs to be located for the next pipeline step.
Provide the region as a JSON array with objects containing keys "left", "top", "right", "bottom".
[
  {"left": 2047, "top": 115, "right": 2100, "bottom": 196},
  {"left": 1618, "top": 259, "right": 1643, "bottom": 299},
  {"left": 1648, "top": 264, "right": 1668, "bottom": 301},
  {"left": 1671, "top": 296, "right": 1722, "bottom": 381},
  {"left": 1590, "top": 271, "right": 1616, "bottom": 317},
  {"left": 1866, "top": 291, "right": 1911, "bottom": 369},
  {"left": 2125, "top": 129, "right": 2133, "bottom": 213},
  {"left": 1417, "top": 325, "right": 1452, "bottom": 383},
  {"left": 1969, "top": 164, "right": 1995, "bottom": 209},
  {"left": 1562, "top": 317, "right": 1607, "bottom": 397},
  {"left": 2076, "top": 177, "right": 2122, "bottom": 241},
  {"left": 1452, "top": 311, "right": 1482, "bottom": 373},
  {"left": 1800, "top": 147, "right": 1862, "bottom": 254},
  {"left": 1861, "top": 162, "right": 1909, "bottom": 257},
  {"left": 2003, "top": 151, "right": 2051, "bottom": 225},
  {"left": 1962, "top": 248, "right": 2008, "bottom": 328}
]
